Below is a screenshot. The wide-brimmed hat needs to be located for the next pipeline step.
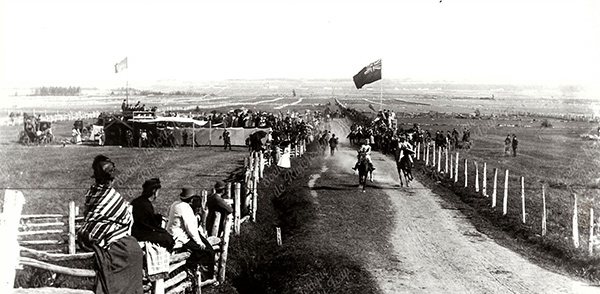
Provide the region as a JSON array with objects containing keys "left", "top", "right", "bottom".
[
  {"left": 180, "top": 186, "right": 196, "bottom": 200},
  {"left": 91, "top": 155, "right": 117, "bottom": 180},
  {"left": 142, "top": 178, "right": 162, "bottom": 190},
  {"left": 214, "top": 180, "right": 226, "bottom": 191}
]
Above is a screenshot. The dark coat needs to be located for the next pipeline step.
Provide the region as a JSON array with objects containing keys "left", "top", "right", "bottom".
[
  {"left": 131, "top": 196, "right": 175, "bottom": 250},
  {"left": 206, "top": 192, "right": 233, "bottom": 236}
]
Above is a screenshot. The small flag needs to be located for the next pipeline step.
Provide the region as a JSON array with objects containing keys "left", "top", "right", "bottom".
[
  {"left": 353, "top": 59, "right": 381, "bottom": 89},
  {"left": 115, "top": 57, "right": 128, "bottom": 73}
]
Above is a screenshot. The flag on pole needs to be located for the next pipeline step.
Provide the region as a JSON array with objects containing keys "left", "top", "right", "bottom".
[
  {"left": 115, "top": 57, "right": 128, "bottom": 73},
  {"left": 353, "top": 59, "right": 381, "bottom": 89}
]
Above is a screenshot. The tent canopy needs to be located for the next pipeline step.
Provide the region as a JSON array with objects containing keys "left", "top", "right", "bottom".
[{"left": 130, "top": 116, "right": 208, "bottom": 126}]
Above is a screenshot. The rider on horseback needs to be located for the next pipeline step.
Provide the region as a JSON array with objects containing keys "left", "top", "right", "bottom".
[
  {"left": 353, "top": 139, "right": 375, "bottom": 171},
  {"left": 398, "top": 136, "right": 414, "bottom": 165}
]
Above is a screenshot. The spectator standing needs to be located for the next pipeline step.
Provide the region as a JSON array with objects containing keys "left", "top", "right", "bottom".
[
  {"left": 182, "top": 130, "right": 188, "bottom": 147},
  {"left": 504, "top": 134, "right": 511, "bottom": 156},
  {"left": 512, "top": 134, "right": 518, "bottom": 157},
  {"left": 222, "top": 128, "right": 231, "bottom": 150},
  {"left": 329, "top": 134, "right": 338, "bottom": 156}
]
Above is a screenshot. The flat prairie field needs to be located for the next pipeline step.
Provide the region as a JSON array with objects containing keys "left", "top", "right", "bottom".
[{"left": 0, "top": 144, "right": 248, "bottom": 216}]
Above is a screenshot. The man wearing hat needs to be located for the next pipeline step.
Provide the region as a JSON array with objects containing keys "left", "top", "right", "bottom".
[
  {"left": 206, "top": 180, "right": 233, "bottom": 236},
  {"left": 131, "top": 178, "right": 175, "bottom": 251},
  {"left": 77, "top": 155, "right": 143, "bottom": 294},
  {"left": 166, "top": 187, "right": 215, "bottom": 278}
]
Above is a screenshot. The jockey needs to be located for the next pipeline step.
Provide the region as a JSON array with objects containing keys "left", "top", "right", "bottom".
[
  {"left": 353, "top": 139, "right": 375, "bottom": 171},
  {"left": 398, "top": 136, "right": 414, "bottom": 164}
]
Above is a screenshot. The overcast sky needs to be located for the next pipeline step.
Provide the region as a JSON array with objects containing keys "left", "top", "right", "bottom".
[{"left": 1, "top": 0, "right": 599, "bottom": 88}]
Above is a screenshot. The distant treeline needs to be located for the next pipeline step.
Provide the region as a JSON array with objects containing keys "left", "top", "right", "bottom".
[
  {"left": 31, "top": 86, "right": 81, "bottom": 96},
  {"left": 110, "top": 87, "right": 215, "bottom": 97}
]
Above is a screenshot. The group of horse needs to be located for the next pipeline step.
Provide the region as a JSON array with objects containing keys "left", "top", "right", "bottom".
[{"left": 347, "top": 123, "right": 473, "bottom": 190}]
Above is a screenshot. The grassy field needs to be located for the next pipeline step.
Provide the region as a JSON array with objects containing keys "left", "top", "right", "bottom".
[{"left": 0, "top": 117, "right": 249, "bottom": 215}]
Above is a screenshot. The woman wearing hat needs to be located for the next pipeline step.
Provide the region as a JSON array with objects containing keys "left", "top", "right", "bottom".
[
  {"left": 166, "top": 187, "right": 215, "bottom": 278},
  {"left": 77, "top": 155, "right": 143, "bottom": 294},
  {"left": 131, "top": 178, "right": 175, "bottom": 251}
]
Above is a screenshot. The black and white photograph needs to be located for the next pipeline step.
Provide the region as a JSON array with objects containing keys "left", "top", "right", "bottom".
[{"left": 1, "top": 1, "right": 599, "bottom": 293}]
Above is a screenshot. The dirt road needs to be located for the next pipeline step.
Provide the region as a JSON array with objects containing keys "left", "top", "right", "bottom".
[{"left": 314, "top": 119, "right": 600, "bottom": 294}]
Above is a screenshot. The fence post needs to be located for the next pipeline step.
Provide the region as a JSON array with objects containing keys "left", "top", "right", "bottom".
[
  {"left": 492, "top": 168, "right": 498, "bottom": 208},
  {"left": 68, "top": 201, "right": 76, "bottom": 254},
  {"left": 503, "top": 170, "right": 509, "bottom": 215},
  {"left": 521, "top": 177, "right": 526, "bottom": 224},
  {"left": 542, "top": 185, "right": 547, "bottom": 236},
  {"left": 454, "top": 153, "right": 459, "bottom": 183},
  {"left": 225, "top": 182, "right": 232, "bottom": 200},
  {"left": 482, "top": 163, "right": 487, "bottom": 197},
  {"left": 252, "top": 174, "right": 258, "bottom": 223},
  {"left": 201, "top": 190, "right": 209, "bottom": 231},
  {"left": 416, "top": 142, "right": 420, "bottom": 160},
  {"left": 464, "top": 159, "right": 468, "bottom": 188},
  {"left": 259, "top": 150, "right": 265, "bottom": 179},
  {"left": 475, "top": 162, "right": 479, "bottom": 193},
  {"left": 218, "top": 214, "right": 233, "bottom": 283},
  {"left": 573, "top": 194, "right": 579, "bottom": 248},
  {"left": 253, "top": 152, "right": 260, "bottom": 184},
  {"left": 432, "top": 142, "right": 436, "bottom": 168},
  {"left": 276, "top": 227, "right": 282, "bottom": 246},
  {"left": 0, "top": 190, "right": 25, "bottom": 293},
  {"left": 437, "top": 148, "right": 441, "bottom": 173},
  {"left": 590, "top": 207, "right": 594, "bottom": 256},
  {"left": 425, "top": 144, "right": 430, "bottom": 166},
  {"left": 444, "top": 147, "right": 449, "bottom": 174},
  {"left": 449, "top": 154, "right": 453, "bottom": 180},
  {"left": 234, "top": 183, "right": 241, "bottom": 235}
]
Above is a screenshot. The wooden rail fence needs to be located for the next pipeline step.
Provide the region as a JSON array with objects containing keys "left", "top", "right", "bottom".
[
  {"left": 418, "top": 142, "right": 597, "bottom": 255},
  {"left": 2, "top": 149, "right": 275, "bottom": 294}
]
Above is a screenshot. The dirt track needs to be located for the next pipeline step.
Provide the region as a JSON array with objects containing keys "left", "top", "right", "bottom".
[{"left": 314, "top": 119, "right": 600, "bottom": 294}]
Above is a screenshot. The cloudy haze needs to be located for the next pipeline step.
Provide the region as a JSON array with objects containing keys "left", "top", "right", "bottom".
[{"left": 1, "top": 0, "right": 599, "bottom": 89}]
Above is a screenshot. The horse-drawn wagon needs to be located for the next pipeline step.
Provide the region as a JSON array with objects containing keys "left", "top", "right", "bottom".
[{"left": 18, "top": 115, "right": 53, "bottom": 145}]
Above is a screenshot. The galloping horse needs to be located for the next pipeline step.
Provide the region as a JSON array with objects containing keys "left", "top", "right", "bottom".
[
  {"left": 394, "top": 147, "right": 414, "bottom": 187},
  {"left": 356, "top": 153, "right": 373, "bottom": 192}
]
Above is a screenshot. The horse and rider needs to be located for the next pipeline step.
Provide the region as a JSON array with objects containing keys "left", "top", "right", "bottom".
[
  {"left": 394, "top": 135, "right": 415, "bottom": 187},
  {"left": 353, "top": 139, "right": 375, "bottom": 190}
]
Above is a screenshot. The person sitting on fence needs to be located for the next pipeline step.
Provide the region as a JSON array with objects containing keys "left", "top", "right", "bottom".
[
  {"left": 77, "top": 155, "right": 143, "bottom": 294},
  {"left": 166, "top": 187, "right": 216, "bottom": 280},
  {"left": 206, "top": 180, "right": 234, "bottom": 237},
  {"left": 131, "top": 178, "right": 175, "bottom": 251},
  {"left": 353, "top": 139, "right": 375, "bottom": 171}
]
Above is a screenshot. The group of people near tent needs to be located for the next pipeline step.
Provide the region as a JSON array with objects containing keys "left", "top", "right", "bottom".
[{"left": 77, "top": 155, "right": 233, "bottom": 293}]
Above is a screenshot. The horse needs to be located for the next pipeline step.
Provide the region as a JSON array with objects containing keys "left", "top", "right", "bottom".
[
  {"left": 356, "top": 153, "right": 373, "bottom": 192},
  {"left": 394, "top": 147, "right": 414, "bottom": 187}
]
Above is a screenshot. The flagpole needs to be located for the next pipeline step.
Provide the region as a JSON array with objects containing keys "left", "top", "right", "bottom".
[
  {"left": 126, "top": 79, "right": 129, "bottom": 107},
  {"left": 379, "top": 80, "right": 383, "bottom": 111},
  {"left": 379, "top": 58, "right": 383, "bottom": 111}
]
